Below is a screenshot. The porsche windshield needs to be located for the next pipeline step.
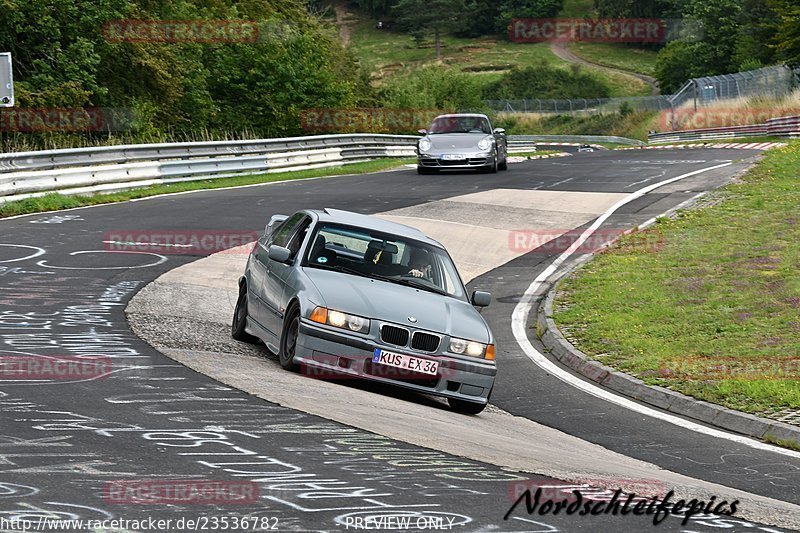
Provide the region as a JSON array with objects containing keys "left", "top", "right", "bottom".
[{"left": 428, "top": 116, "right": 491, "bottom": 135}]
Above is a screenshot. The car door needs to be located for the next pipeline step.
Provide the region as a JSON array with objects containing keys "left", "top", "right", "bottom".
[
  {"left": 248, "top": 232, "right": 271, "bottom": 333},
  {"left": 251, "top": 212, "right": 305, "bottom": 337},
  {"left": 262, "top": 215, "right": 312, "bottom": 336}
]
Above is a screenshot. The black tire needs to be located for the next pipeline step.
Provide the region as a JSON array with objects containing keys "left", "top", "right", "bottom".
[
  {"left": 231, "top": 284, "right": 258, "bottom": 344},
  {"left": 278, "top": 305, "right": 300, "bottom": 371},
  {"left": 417, "top": 166, "right": 437, "bottom": 175},
  {"left": 481, "top": 155, "right": 498, "bottom": 174},
  {"left": 448, "top": 397, "right": 488, "bottom": 415},
  {"left": 498, "top": 154, "right": 508, "bottom": 171}
]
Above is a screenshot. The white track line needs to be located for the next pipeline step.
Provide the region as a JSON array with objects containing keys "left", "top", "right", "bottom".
[{"left": 511, "top": 161, "right": 800, "bottom": 459}]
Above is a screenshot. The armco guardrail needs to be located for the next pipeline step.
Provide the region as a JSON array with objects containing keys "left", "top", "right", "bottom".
[
  {"left": 509, "top": 134, "right": 645, "bottom": 146},
  {"left": 0, "top": 134, "right": 419, "bottom": 173},
  {"left": 0, "top": 133, "right": 635, "bottom": 203},
  {"left": 649, "top": 115, "right": 800, "bottom": 143},
  {"left": 0, "top": 134, "right": 419, "bottom": 202}
]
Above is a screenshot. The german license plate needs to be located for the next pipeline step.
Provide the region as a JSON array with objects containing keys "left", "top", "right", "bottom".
[
  {"left": 372, "top": 349, "right": 439, "bottom": 376},
  {"left": 441, "top": 154, "right": 464, "bottom": 161}
]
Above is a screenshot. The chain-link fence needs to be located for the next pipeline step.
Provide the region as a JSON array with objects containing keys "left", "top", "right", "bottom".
[
  {"left": 485, "top": 65, "right": 800, "bottom": 114},
  {"left": 485, "top": 95, "right": 674, "bottom": 114}
]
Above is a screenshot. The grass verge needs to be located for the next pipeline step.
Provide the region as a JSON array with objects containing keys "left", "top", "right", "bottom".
[
  {"left": 0, "top": 159, "right": 413, "bottom": 219},
  {"left": 496, "top": 111, "right": 657, "bottom": 141},
  {"left": 553, "top": 141, "right": 800, "bottom": 418}
]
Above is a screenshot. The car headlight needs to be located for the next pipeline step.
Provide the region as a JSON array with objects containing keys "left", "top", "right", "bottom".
[
  {"left": 419, "top": 138, "right": 432, "bottom": 152},
  {"left": 310, "top": 307, "right": 370, "bottom": 334},
  {"left": 477, "top": 137, "right": 493, "bottom": 151},
  {"left": 448, "top": 337, "right": 495, "bottom": 360}
]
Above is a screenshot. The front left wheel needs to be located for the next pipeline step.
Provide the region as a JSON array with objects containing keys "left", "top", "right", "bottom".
[
  {"left": 481, "top": 155, "right": 498, "bottom": 174},
  {"left": 498, "top": 153, "right": 508, "bottom": 171},
  {"left": 448, "top": 397, "right": 488, "bottom": 415},
  {"left": 448, "top": 385, "right": 493, "bottom": 415},
  {"left": 278, "top": 305, "right": 301, "bottom": 371}
]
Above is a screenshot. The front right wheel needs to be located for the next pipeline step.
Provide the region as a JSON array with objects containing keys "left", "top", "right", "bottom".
[{"left": 231, "top": 284, "right": 258, "bottom": 344}]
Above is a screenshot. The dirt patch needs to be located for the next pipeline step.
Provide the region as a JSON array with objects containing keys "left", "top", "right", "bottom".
[
  {"left": 332, "top": 0, "right": 355, "bottom": 46},
  {"left": 462, "top": 64, "right": 514, "bottom": 72}
]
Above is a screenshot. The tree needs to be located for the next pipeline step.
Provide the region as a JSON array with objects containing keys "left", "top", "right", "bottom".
[
  {"left": 393, "top": 0, "right": 468, "bottom": 59},
  {"left": 654, "top": 40, "right": 703, "bottom": 93},
  {"left": 496, "top": 0, "right": 563, "bottom": 33},
  {"left": 733, "top": 0, "right": 777, "bottom": 69},
  {"left": 769, "top": 0, "right": 800, "bottom": 67},
  {"left": 457, "top": 0, "right": 501, "bottom": 37},
  {"left": 689, "top": 0, "right": 742, "bottom": 73},
  {"left": 351, "top": 0, "right": 394, "bottom": 16}
]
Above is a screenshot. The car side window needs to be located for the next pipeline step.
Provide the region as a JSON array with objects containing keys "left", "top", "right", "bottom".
[
  {"left": 270, "top": 213, "right": 305, "bottom": 247},
  {"left": 286, "top": 218, "right": 312, "bottom": 260}
]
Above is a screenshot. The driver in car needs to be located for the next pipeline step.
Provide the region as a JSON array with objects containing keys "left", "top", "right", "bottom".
[{"left": 408, "top": 249, "right": 432, "bottom": 279}]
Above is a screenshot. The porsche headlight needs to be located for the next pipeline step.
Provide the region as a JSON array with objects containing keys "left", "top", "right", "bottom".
[
  {"left": 419, "top": 138, "right": 432, "bottom": 152},
  {"left": 477, "top": 137, "right": 493, "bottom": 151},
  {"left": 448, "top": 337, "right": 494, "bottom": 359},
  {"left": 310, "top": 307, "right": 370, "bottom": 334}
]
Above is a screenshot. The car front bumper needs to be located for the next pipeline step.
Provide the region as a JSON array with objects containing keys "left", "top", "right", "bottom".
[
  {"left": 417, "top": 152, "right": 496, "bottom": 169},
  {"left": 295, "top": 319, "right": 496, "bottom": 403}
]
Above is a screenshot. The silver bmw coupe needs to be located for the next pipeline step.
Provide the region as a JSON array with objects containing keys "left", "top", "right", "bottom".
[{"left": 232, "top": 208, "right": 497, "bottom": 414}]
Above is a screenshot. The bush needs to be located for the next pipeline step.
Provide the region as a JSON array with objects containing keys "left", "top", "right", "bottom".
[
  {"left": 482, "top": 65, "right": 611, "bottom": 100},
  {"left": 379, "top": 66, "right": 487, "bottom": 112}
]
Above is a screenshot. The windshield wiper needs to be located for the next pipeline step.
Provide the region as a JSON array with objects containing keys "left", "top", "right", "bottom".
[
  {"left": 383, "top": 276, "right": 449, "bottom": 296},
  {"left": 308, "top": 263, "right": 366, "bottom": 277}
]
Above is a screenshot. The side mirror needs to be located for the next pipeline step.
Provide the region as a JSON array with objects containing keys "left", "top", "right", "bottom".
[
  {"left": 471, "top": 290, "right": 491, "bottom": 307},
  {"left": 265, "top": 214, "right": 288, "bottom": 237},
  {"left": 417, "top": 129, "right": 427, "bottom": 136},
  {"left": 493, "top": 128, "right": 505, "bottom": 135},
  {"left": 268, "top": 245, "right": 292, "bottom": 263}
]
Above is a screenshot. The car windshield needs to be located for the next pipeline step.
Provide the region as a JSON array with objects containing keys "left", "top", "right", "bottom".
[
  {"left": 428, "top": 116, "right": 491, "bottom": 135},
  {"left": 304, "top": 223, "right": 466, "bottom": 300}
]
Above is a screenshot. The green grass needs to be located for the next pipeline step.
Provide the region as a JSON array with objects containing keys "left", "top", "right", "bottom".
[
  {"left": 347, "top": 14, "right": 651, "bottom": 97},
  {"left": 349, "top": 18, "right": 559, "bottom": 76},
  {"left": 764, "top": 433, "right": 800, "bottom": 451},
  {"left": 522, "top": 111, "right": 656, "bottom": 139},
  {"left": 554, "top": 141, "right": 800, "bottom": 418},
  {"left": 0, "top": 159, "right": 413, "bottom": 219},
  {"left": 567, "top": 43, "right": 659, "bottom": 77},
  {"left": 494, "top": 110, "right": 657, "bottom": 141}
]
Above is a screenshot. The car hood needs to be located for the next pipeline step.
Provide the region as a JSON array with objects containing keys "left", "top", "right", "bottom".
[
  {"left": 426, "top": 133, "right": 489, "bottom": 151},
  {"left": 303, "top": 267, "right": 491, "bottom": 343}
]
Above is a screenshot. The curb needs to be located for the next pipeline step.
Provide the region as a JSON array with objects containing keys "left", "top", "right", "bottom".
[
  {"left": 617, "top": 142, "right": 787, "bottom": 151},
  {"left": 507, "top": 152, "right": 572, "bottom": 161},
  {"left": 535, "top": 260, "right": 800, "bottom": 447}
]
